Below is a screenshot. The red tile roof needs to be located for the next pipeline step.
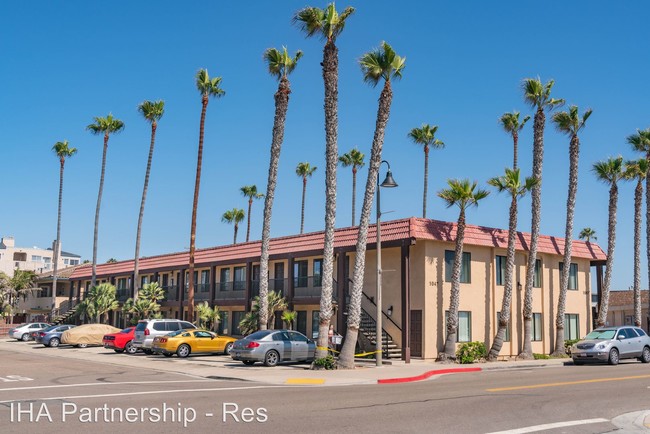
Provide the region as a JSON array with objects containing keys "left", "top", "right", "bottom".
[
  {"left": 608, "top": 290, "right": 649, "bottom": 307},
  {"left": 69, "top": 217, "right": 607, "bottom": 279}
]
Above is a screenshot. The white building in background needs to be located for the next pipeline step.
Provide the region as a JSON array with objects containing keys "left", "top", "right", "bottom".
[{"left": 0, "top": 236, "right": 81, "bottom": 277}]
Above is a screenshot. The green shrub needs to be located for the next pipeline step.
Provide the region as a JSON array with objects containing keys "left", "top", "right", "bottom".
[
  {"left": 564, "top": 339, "right": 579, "bottom": 355},
  {"left": 456, "top": 341, "right": 487, "bottom": 364},
  {"left": 533, "top": 353, "right": 550, "bottom": 359},
  {"left": 313, "top": 355, "right": 337, "bottom": 370}
]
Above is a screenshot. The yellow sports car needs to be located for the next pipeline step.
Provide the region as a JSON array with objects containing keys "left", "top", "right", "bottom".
[{"left": 152, "top": 329, "right": 236, "bottom": 358}]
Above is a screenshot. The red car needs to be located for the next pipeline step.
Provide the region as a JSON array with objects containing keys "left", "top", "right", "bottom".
[{"left": 103, "top": 327, "right": 137, "bottom": 354}]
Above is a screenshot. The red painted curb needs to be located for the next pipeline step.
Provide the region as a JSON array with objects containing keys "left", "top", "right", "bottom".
[{"left": 377, "top": 367, "right": 482, "bottom": 384}]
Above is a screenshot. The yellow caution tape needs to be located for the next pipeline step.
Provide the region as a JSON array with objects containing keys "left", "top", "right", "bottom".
[{"left": 316, "top": 346, "right": 382, "bottom": 357}]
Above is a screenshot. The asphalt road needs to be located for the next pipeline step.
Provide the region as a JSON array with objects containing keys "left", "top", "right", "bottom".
[{"left": 1, "top": 347, "right": 650, "bottom": 433}]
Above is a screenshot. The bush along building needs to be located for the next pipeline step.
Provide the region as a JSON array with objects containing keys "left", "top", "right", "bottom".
[{"left": 65, "top": 217, "right": 606, "bottom": 361}]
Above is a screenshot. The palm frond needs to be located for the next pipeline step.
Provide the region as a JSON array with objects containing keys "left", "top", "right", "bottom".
[
  {"left": 52, "top": 140, "right": 78, "bottom": 159},
  {"left": 138, "top": 100, "right": 165, "bottom": 123}
]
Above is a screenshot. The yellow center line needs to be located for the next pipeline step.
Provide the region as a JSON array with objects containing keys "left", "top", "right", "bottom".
[{"left": 487, "top": 374, "right": 650, "bottom": 392}]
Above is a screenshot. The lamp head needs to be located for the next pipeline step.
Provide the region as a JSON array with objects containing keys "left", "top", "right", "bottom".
[{"left": 380, "top": 170, "right": 398, "bottom": 188}]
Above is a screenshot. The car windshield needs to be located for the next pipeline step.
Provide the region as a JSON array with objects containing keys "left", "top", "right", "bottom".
[
  {"left": 246, "top": 330, "right": 273, "bottom": 340},
  {"left": 584, "top": 330, "right": 616, "bottom": 340}
]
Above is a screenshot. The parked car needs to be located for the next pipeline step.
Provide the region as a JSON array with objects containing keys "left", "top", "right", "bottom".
[
  {"left": 9, "top": 323, "right": 50, "bottom": 341},
  {"left": 152, "top": 329, "right": 236, "bottom": 358},
  {"left": 230, "top": 329, "right": 316, "bottom": 367},
  {"left": 102, "top": 327, "right": 137, "bottom": 354},
  {"left": 571, "top": 326, "right": 650, "bottom": 365},
  {"left": 35, "top": 324, "right": 76, "bottom": 347},
  {"left": 61, "top": 324, "right": 121, "bottom": 348},
  {"left": 133, "top": 319, "right": 197, "bottom": 354}
]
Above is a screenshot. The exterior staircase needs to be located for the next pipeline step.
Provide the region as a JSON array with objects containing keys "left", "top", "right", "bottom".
[
  {"left": 359, "top": 308, "right": 401, "bottom": 359},
  {"left": 52, "top": 299, "right": 78, "bottom": 324}
]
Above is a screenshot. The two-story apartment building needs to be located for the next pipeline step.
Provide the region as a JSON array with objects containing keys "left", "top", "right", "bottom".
[{"left": 65, "top": 217, "right": 607, "bottom": 360}]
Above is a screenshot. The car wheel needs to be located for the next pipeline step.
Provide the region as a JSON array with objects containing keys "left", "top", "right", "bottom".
[
  {"left": 641, "top": 346, "right": 650, "bottom": 363},
  {"left": 264, "top": 350, "right": 279, "bottom": 367},
  {"left": 21, "top": 333, "right": 29, "bottom": 342},
  {"left": 243, "top": 360, "right": 255, "bottom": 366},
  {"left": 77, "top": 343, "right": 88, "bottom": 348},
  {"left": 573, "top": 359, "right": 584, "bottom": 366},
  {"left": 124, "top": 341, "right": 137, "bottom": 355},
  {"left": 224, "top": 342, "right": 234, "bottom": 355},
  {"left": 608, "top": 348, "right": 619, "bottom": 365},
  {"left": 49, "top": 337, "right": 60, "bottom": 348},
  {"left": 113, "top": 349, "right": 124, "bottom": 353},
  {"left": 177, "top": 344, "right": 191, "bottom": 358},
  {"left": 142, "top": 349, "right": 153, "bottom": 355},
  {"left": 163, "top": 352, "right": 173, "bottom": 358}
]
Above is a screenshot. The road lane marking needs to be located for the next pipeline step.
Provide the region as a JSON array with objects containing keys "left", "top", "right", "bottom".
[
  {"left": 487, "top": 374, "right": 650, "bottom": 392},
  {"left": 0, "top": 379, "right": 215, "bottom": 392},
  {"left": 286, "top": 378, "right": 325, "bottom": 384},
  {"left": 485, "top": 418, "right": 609, "bottom": 433},
  {"left": 0, "top": 385, "right": 299, "bottom": 403}
]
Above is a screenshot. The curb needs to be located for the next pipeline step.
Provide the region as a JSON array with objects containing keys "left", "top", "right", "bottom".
[{"left": 377, "top": 367, "right": 482, "bottom": 384}]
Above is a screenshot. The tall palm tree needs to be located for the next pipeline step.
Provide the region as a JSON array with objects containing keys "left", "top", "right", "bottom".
[
  {"left": 407, "top": 124, "right": 444, "bottom": 218},
  {"left": 50, "top": 140, "right": 77, "bottom": 320},
  {"left": 187, "top": 69, "right": 225, "bottom": 322},
  {"left": 625, "top": 158, "right": 649, "bottom": 327},
  {"left": 499, "top": 111, "right": 530, "bottom": 170},
  {"left": 240, "top": 185, "right": 264, "bottom": 242},
  {"left": 436, "top": 179, "right": 489, "bottom": 361},
  {"left": 627, "top": 128, "right": 650, "bottom": 329},
  {"left": 221, "top": 208, "right": 245, "bottom": 244},
  {"left": 487, "top": 169, "right": 537, "bottom": 361},
  {"left": 87, "top": 114, "right": 125, "bottom": 288},
  {"left": 338, "top": 41, "right": 405, "bottom": 369},
  {"left": 519, "top": 78, "right": 564, "bottom": 359},
  {"left": 295, "top": 162, "right": 317, "bottom": 234},
  {"left": 294, "top": 3, "right": 354, "bottom": 357},
  {"left": 258, "top": 47, "right": 302, "bottom": 331},
  {"left": 550, "top": 105, "right": 592, "bottom": 356},
  {"left": 338, "top": 148, "right": 365, "bottom": 226},
  {"left": 578, "top": 227, "right": 597, "bottom": 242},
  {"left": 133, "top": 100, "right": 164, "bottom": 300},
  {"left": 593, "top": 156, "right": 625, "bottom": 327}
]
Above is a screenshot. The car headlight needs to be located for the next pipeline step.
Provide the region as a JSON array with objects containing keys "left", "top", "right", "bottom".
[{"left": 596, "top": 343, "right": 607, "bottom": 350}]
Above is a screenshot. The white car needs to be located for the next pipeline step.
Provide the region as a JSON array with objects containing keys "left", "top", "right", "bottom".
[{"left": 9, "top": 323, "right": 51, "bottom": 341}]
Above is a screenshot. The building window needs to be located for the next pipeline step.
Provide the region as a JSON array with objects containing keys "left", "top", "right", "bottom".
[
  {"left": 31, "top": 255, "right": 42, "bottom": 262},
  {"left": 445, "top": 251, "right": 471, "bottom": 283},
  {"left": 220, "top": 268, "right": 231, "bottom": 291},
  {"left": 234, "top": 266, "right": 246, "bottom": 291},
  {"left": 294, "top": 261, "right": 308, "bottom": 288},
  {"left": 297, "top": 311, "right": 307, "bottom": 336},
  {"left": 496, "top": 256, "right": 506, "bottom": 286},
  {"left": 232, "top": 311, "right": 245, "bottom": 336},
  {"left": 445, "top": 310, "right": 472, "bottom": 342},
  {"left": 496, "top": 311, "right": 510, "bottom": 342},
  {"left": 218, "top": 311, "right": 229, "bottom": 335},
  {"left": 625, "top": 315, "right": 634, "bottom": 326},
  {"left": 141, "top": 275, "right": 149, "bottom": 287},
  {"left": 559, "top": 262, "right": 578, "bottom": 290},
  {"left": 200, "top": 270, "right": 210, "bottom": 292},
  {"left": 311, "top": 311, "right": 320, "bottom": 339},
  {"left": 313, "top": 259, "right": 323, "bottom": 287},
  {"left": 533, "top": 259, "right": 542, "bottom": 288},
  {"left": 117, "top": 278, "right": 127, "bottom": 290},
  {"left": 565, "top": 314, "right": 579, "bottom": 340},
  {"left": 532, "top": 313, "right": 543, "bottom": 341}
]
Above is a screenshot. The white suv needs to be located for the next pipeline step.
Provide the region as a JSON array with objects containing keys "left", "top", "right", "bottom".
[
  {"left": 9, "top": 323, "right": 51, "bottom": 341},
  {"left": 133, "top": 319, "right": 196, "bottom": 354}
]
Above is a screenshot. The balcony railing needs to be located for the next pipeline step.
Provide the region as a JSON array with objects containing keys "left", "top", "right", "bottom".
[
  {"left": 251, "top": 278, "right": 288, "bottom": 298},
  {"left": 215, "top": 281, "right": 246, "bottom": 300},
  {"left": 163, "top": 285, "right": 178, "bottom": 301},
  {"left": 294, "top": 275, "right": 323, "bottom": 298},
  {"left": 116, "top": 288, "right": 130, "bottom": 301}
]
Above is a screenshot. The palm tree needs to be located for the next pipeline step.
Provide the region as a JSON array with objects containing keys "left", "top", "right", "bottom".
[
  {"left": 296, "top": 162, "right": 317, "bottom": 234},
  {"left": 282, "top": 310, "right": 297, "bottom": 330},
  {"left": 579, "top": 227, "right": 597, "bottom": 242},
  {"left": 87, "top": 114, "right": 125, "bottom": 288},
  {"left": 187, "top": 69, "right": 225, "bottom": 323},
  {"left": 487, "top": 169, "right": 537, "bottom": 361},
  {"left": 294, "top": 3, "right": 354, "bottom": 359},
  {"left": 551, "top": 105, "right": 592, "bottom": 356},
  {"left": 593, "top": 156, "right": 625, "bottom": 327},
  {"left": 51, "top": 140, "right": 77, "bottom": 320},
  {"left": 625, "top": 158, "right": 649, "bottom": 327},
  {"left": 338, "top": 41, "right": 405, "bottom": 369},
  {"left": 133, "top": 100, "right": 164, "bottom": 300},
  {"left": 240, "top": 185, "right": 264, "bottom": 242},
  {"left": 258, "top": 47, "right": 302, "bottom": 331},
  {"left": 195, "top": 301, "right": 221, "bottom": 331},
  {"left": 499, "top": 111, "right": 530, "bottom": 170},
  {"left": 436, "top": 179, "right": 489, "bottom": 361},
  {"left": 407, "top": 124, "right": 444, "bottom": 218},
  {"left": 627, "top": 128, "right": 650, "bottom": 329},
  {"left": 2, "top": 270, "right": 39, "bottom": 324},
  {"left": 519, "top": 78, "right": 564, "bottom": 359},
  {"left": 338, "top": 148, "right": 365, "bottom": 226},
  {"left": 221, "top": 208, "right": 245, "bottom": 244},
  {"left": 84, "top": 283, "right": 119, "bottom": 323}
]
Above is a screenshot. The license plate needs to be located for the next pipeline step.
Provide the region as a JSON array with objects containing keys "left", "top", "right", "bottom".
[
  {"left": 576, "top": 353, "right": 585, "bottom": 357},
  {"left": 234, "top": 352, "right": 239, "bottom": 357}
]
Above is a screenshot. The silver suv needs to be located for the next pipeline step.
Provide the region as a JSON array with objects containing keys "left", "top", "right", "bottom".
[{"left": 133, "top": 319, "right": 196, "bottom": 354}]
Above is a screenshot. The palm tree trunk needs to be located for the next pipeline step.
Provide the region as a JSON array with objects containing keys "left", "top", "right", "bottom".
[
  {"left": 513, "top": 131, "right": 519, "bottom": 171},
  {"left": 246, "top": 198, "right": 253, "bottom": 242},
  {"left": 553, "top": 134, "right": 580, "bottom": 356},
  {"left": 596, "top": 183, "right": 619, "bottom": 327},
  {"left": 92, "top": 133, "right": 110, "bottom": 288},
  {"left": 423, "top": 146, "right": 429, "bottom": 218},
  {"left": 259, "top": 76, "right": 291, "bottom": 331},
  {"left": 338, "top": 81, "right": 393, "bottom": 369},
  {"left": 646, "top": 152, "right": 650, "bottom": 331},
  {"left": 133, "top": 121, "right": 158, "bottom": 300},
  {"left": 188, "top": 96, "right": 209, "bottom": 322},
  {"left": 520, "top": 107, "right": 545, "bottom": 359},
  {"left": 634, "top": 180, "right": 642, "bottom": 326},
  {"left": 51, "top": 158, "right": 65, "bottom": 320},
  {"left": 352, "top": 167, "right": 357, "bottom": 226},
  {"left": 233, "top": 223, "right": 238, "bottom": 244},
  {"left": 488, "top": 194, "right": 518, "bottom": 360},
  {"left": 318, "top": 39, "right": 340, "bottom": 359},
  {"left": 300, "top": 177, "right": 306, "bottom": 234}
]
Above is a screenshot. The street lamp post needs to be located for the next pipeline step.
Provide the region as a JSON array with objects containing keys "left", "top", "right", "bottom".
[{"left": 376, "top": 160, "right": 398, "bottom": 367}]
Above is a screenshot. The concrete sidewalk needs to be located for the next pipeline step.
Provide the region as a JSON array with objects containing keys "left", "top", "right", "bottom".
[{"left": 0, "top": 338, "right": 569, "bottom": 386}]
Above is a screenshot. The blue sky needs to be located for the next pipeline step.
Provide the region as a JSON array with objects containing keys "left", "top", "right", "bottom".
[{"left": 1, "top": 1, "right": 648, "bottom": 291}]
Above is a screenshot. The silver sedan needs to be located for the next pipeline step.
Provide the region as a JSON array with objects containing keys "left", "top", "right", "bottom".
[
  {"left": 571, "top": 326, "right": 650, "bottom": 365},
  {"left": 230, "top": 330, "right": 316, "bottom": 367}
]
